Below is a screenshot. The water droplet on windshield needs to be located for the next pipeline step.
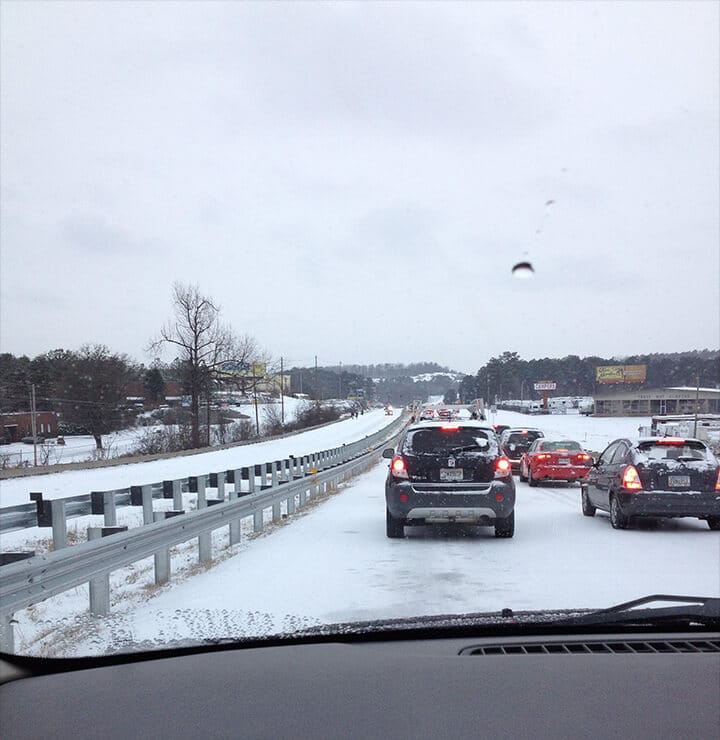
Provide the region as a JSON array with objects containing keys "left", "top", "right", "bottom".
[{"left": 512, "top": 261, "right": 534, "bottom": 278}]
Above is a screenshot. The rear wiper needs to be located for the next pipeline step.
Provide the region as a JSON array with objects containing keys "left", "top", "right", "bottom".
[
  {"left": 449, "top": 444, "right": 487, "bottom": 454},
  {"left": 551, "top": 594, "right": 720, "bottom": 628}
]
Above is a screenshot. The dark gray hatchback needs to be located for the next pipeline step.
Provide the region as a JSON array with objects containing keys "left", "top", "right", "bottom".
[
  {"left": 581, "top": 437, "right": 720, "bottom": 530},
  {"left": 383, "top": 421, "right": 516, "bottom": 538}
]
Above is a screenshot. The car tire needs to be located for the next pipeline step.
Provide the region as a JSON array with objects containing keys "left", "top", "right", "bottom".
[
  {"left": 519, "top": 464, "right": 527, "bottom": 483},
  {"left": 707, "top": 517, "right": 720, "bottom": 531},
  {"left": 494, "top": 510, "right": 515, "bottom": 538},
  {"left": 581, "top": 487, "right": 596, "bottom": 517},
  {"left": 386, "top": 509, "right": 405, "bottom": 538},
  {"left": 610, "top": 494, "right": 630, "bottom": 530},
  {"left": 527, "top": 468, "right": 538, "bottom": 487}
]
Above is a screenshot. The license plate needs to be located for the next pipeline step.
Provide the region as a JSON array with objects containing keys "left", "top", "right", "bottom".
[
  {"left": 668, "top": 475, "right": 690, "bottom": 488},
  {"left": 440, "top": 468, "right": 464, "bottom": 481},
  {"left": 558, "top": 458, "right": 570, "bottom": 465}
]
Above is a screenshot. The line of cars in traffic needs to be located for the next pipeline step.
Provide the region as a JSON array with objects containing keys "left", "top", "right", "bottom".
[{"left": 383, "top": 418, "right": 720, "bottom": 538}]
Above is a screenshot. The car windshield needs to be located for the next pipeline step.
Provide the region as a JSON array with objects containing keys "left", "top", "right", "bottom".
[
  {"left": 0, "top": 2, "right": 718, "bottom": 659},
  {"left": 403, "top": 428, "right": 492, "bottom": 454},
  {"left": 540, "top": 441, "right": 582, "bottom": 452},
  {"left": 637, "top": 441, "right": 712, "bottom": 462},
  {"left": 506, "top": 431, "right": 543, "bottom": 444}
]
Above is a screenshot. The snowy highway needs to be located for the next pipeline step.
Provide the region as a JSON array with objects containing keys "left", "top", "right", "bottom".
[
  {"left": 66, "top": 438, "right": 720, "bottom": 653},
  {"left": 9, "top": 409, "right": 720, "bottom": 656}
]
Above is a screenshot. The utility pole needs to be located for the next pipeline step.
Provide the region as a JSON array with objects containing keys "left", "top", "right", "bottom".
[
  {"left": 338, "top": 361, "right": 342, "bottom": 398},
  {"left": 693, "top": 373, "right": 700, "bottom": 437},
  {"left": 280, "top": 356, "right": 285, "bottom": 424},
  {"left": 253, "top": 365, "right": 260, "bottom": 436},
  {"left": 315, "top": 355, "right": 319, "bottom": 401},
  {"left": 30, "top": 384, "right": 38, "bottom": 466}
]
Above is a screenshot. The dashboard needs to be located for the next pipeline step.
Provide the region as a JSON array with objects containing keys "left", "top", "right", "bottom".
[{"left": 2, "top": 629, "right": 719, "bottom": 738}]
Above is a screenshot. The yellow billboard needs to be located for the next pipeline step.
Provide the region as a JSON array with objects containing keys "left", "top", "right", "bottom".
[{"left": 595, "top": 365, "right": 647, "bottom": 384}]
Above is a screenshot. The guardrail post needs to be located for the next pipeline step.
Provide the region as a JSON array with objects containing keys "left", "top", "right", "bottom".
[
  {"left": 51, "top": 500, "right": 67, "bottom": 550},
  {"left": 163, "top": 479, "right": 183, "bottom": 511},
  {"left": 271, "top": 463, "right": 281, "bottom": 521},
  {"left": 280, "top": 459, "right": 290, "bottom": 483},
  {"left": 271, "top": 461, "right": 279, "bottom": 488},
  {"left": 245, "top": 467, "right": 255, "bottom": 495},
  {"left": 130, "top": 485, "right": 154, "bottom": 525},
  {"left": 0, "top": 613, "right": 15, "bottom": 654},
  {"left": 152, "top": 512, "right": 171, "bottom": 584},
  {"left": 91, "top": 491, "right": 117, "bottom": 527},
  {"left": 226, "top": 471, "right": 242, "bottom": 545},
  {"left": 216, "top": 472, "right": 226, "bottom": 500},
  {"left": 189, "top": 476, "right": 207, "bottom": 509},
  {"left": 87, "top": 528, "right": 110, "bottom": 616},
  {"left": 188, "top": 476, "right": 211, "bottom": 562},
  {"left": 287, "top": 490, "right": 296, "bottom": 515}
]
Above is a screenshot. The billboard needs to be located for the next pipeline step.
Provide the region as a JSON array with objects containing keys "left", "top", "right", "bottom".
[
  {"left": 534, "top": 381, "right": 557, "bottom": 391},
  {"left": 595, "top": 365, "right": 647, "bottom": 384},
  {"left": 219, "top": 361, "right": 267, "bottom": 378}
]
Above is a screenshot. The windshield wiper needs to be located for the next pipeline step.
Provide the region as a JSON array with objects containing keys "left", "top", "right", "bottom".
[
  {"left": 551, "top": 594, "right": 720, "bottom": 628},
  {"left": 449, "top": 444, "right": 487, "bottom": 454}
]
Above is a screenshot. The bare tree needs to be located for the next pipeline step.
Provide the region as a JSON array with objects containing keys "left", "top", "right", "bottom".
[{"left": 150, "top": 282, "right": 261, "bottom": 449}]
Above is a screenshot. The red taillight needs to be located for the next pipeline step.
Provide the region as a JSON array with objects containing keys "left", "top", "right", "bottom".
[
  {"left": 495, "top": 456, "right": 511, "bottom": 478},
  {"left": 578, "top": 453, "right": 591, "bottom": 462},
  {"left": 656, "top": 437, "right": 686, "bottom": 445},
  {"left": 715, "top": 469, "right": 720, "bottom": 491},
  {"left": 391, "top": 457, "right": 408, "bottom": 479},
  {"left": 536, "top": 453, "right": 551, "bottom": 461},
  {"left": 440, "top": 425, "right": 459, "bottom": 431},
  {"left": 622, "top": 465, "right": 643, "bottom": 491}
]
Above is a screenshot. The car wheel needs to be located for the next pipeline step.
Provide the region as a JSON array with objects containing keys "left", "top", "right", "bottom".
[
  {"left": 519, "top": 463, "right": 527, "bottom": 483},
  {"left": 610, "top": 494, "right": 630, "bottom": 530},
  {"left": 494, "top": 510, "right": 515, "bottom": 538},
  {"left": 707, "top": 517, "right": 720, "bottom": 531},
  {"left": 386, "top": 509, "right": 405, "bottom": 538},
  {"left": 581, "top": 486, "right": 596, "bottom": 517},
  {"left": 527, "top": 467, "right": 538, "bottom": 487}
]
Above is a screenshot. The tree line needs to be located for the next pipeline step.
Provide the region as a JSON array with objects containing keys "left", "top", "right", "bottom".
[{"left": 458, "top": 351, "right": 720, "bottom": 404}]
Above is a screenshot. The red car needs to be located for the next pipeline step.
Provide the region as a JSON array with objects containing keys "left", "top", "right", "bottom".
[{"left": 519, "top": 439, "right": 592, "bottom": 486}]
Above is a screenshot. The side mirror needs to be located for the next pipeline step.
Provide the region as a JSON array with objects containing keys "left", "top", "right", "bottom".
[{"left": 382, "top": 448, "right": 395, "bottom": 459}]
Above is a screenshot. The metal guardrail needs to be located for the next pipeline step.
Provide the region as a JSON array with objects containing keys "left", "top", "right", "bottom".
[{"left": 0, "top": 415, "right": 407, "bottom": 653}]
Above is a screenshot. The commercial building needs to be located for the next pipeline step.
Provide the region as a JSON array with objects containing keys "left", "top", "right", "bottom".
[{"left": 592, "top": 387, "right": 720, "bottom": 417}]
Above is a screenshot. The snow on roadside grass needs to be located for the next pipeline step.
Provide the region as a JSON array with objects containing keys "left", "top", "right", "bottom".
[{"left": 12, "top": 457, "right": 377, "bottom": 657}]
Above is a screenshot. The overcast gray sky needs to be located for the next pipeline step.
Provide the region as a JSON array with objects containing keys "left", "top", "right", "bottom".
[{"left": 1, "top": 1, "right": 718, "bottom": 374}]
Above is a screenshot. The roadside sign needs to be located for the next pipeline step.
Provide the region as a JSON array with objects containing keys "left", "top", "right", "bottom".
[{"left": 534, "top": 381, "right": 556, "bottom": 391}]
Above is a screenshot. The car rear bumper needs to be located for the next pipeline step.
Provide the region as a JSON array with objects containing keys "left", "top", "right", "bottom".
[
  {"left": 386, "top": 480, "right": 515, "bottom": 523},
  {"left": 617, "top": 491, "right": 720, "bottom": 518},
  {"left": 531, "top": 464, "right": 591, "bottom": 481}
]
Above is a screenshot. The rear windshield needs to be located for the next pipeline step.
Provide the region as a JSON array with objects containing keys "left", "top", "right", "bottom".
[
  {"left": 506, "top": 431, "right": 543, "bottom": 445},
  {"left": 637, "top": 440, "right": 711, "bottom": 462},
  {"left": 404, "top": 428, "right": 493, "bottom": 454},
  {"left": 540, "top": 440, "right": 582, "bottom": 451}
]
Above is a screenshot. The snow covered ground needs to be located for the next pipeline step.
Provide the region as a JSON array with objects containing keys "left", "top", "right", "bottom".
[
  {"left": 6, "top": 410, "right": 719, "bottom": 657},
  {"left": 0, "top": 396, "right": 313, "bottom": 468},
  {"left": 0, "top": 408, "right": 394, "bottom": 508}
]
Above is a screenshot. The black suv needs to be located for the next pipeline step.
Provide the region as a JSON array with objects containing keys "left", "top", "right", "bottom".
[
  {"left": 383, "top": 421, "right": 516, "bottom": 538},
  {"left": 499, "top": 428, "right": 545, "bottom": 472}
]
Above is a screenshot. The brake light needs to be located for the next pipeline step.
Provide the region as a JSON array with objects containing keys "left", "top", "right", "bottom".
[
  {"left": 622, "top": 465, "right": 643, "bottom": 491},
  {"left": 656, "top": 438, "right": 686, "bottom": 445},
  {"left": 391, "top": 457, "right": 408, "bottom": 479},
  {"left": 495, "top": 456, "right": 511, "bottom": 478},
  {"left": 715, "top": 469, "right": 720, "bottom": 491},
  {"left": 536, "top": 453, "right": 551, "bottom": 461},
  {"left": 520, "top": 430, "right": 528, "bottom": 435},
  {"left": 578, "top": 453, "right": 591, "bottom": 462},
  {"left": 440, "top": 425, "right": 459, "bottom": 431}
]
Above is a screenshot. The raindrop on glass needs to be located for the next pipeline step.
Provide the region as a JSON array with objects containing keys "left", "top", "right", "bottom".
[{"left": 512, "top": 261, "right": 534, "bottom": 279}]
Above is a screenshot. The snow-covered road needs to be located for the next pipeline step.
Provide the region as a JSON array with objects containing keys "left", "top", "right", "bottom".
[
  {"left": 11, "top": 409, "right": 720, "bottom": 656},
  {"left": 66, "top": 452, "right": 720, "bottom": 654}
]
